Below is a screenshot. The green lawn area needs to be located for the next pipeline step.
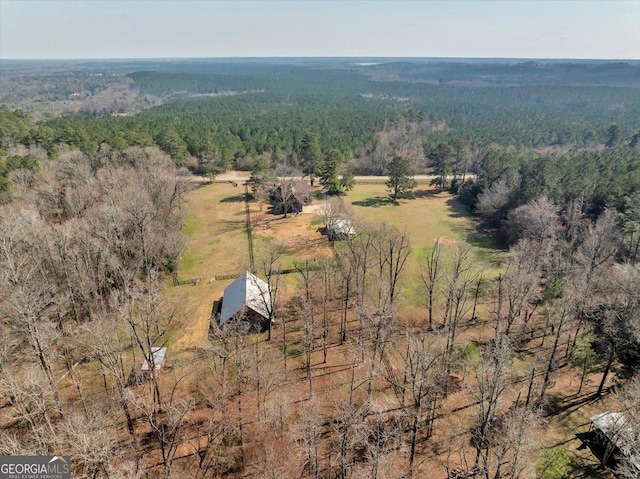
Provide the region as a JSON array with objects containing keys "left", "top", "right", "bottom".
[
  {"left": 345, "top": 184, "right": 505, "bottom": 307},
  {"left": 167, "top": 182, "right": 250, "bottom": 349}
]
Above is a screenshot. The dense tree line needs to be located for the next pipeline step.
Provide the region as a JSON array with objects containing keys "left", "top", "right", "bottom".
[
  {"left": 455, "top": 146, "right": 640, "bottom": 250},
  {"left": 366, "top": 60, "right": 640, "bottom": 88},
  {"left": 128, "top": 71, "right": 267, "bottom": 98},
  {"left": 31, "top": 83, "right": 640, "bottom": 157},
  {"left": 0, "top": 146, "right": 190, "bottom": 474}
]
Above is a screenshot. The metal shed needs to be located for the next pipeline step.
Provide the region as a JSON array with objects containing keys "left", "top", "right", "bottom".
[
  {"left": 141, "top": 347, "right": 167, "bottom": 372},
  {"left": 326, "top": 218, "right": 355, "bottom": 241}
]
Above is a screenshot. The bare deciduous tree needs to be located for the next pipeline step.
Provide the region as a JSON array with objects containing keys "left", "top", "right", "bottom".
[
  {"left": 0, "top": 365, "right": 59, "bottom": 452},
  {"left": 114, "top": 274, "right": 174, "bottom": 408},
  {"left": 0, "top": 205, "right": 63, "bottom": 403},
  {"left": 493, "top": 239, "right": 541, "bottom": 340},
  {"left": 330, "top": 348, "right": 366, "bottom": 479},
  {"left": 577, "top": 208, "right": 621, "bottom": 287},
  {"left": 247, "top": 338, "right": 284, "bottom": 419},
  {"left": 391, "top": 332, "right": 446, "bottom": 478},
  {"left": 505, "top": 196, "right": 560, "bottom": 246},
  {"left": 56, "top": 409, "right": 122, "bottom": 478},
  {"left": 470, "top": 336, "right": 512, "bottom": 470},
  {"left": 371, "top": 222, "right": 411, "bottom": 310},
  {"left": 476, "top": 178, "right": 513, "bottom": 227},
  {"left": 254, "top": 242, "right": 284, "bottom": 341},
  {"left": 482, "top": 407, "right": 542, "bottom": 479},
  {"left": 354, "top": 400, "right": 404, "bottom": 479},
  {"left": 296, "top": 394, "right": 322, "bottom": 478},
  {"left": 82, "top": 315, "right": 136, "bottom": 435},
  {"left": 440, "top": 241, "right": 483, "bottom": 362},
  {"left": 134, "top": 394, "right": 194, "bottom": 479},
  {"left": 419, "top": 239, "right": 442, "bottom": 330}
]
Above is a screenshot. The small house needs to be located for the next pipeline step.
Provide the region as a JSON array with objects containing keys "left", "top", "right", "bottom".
[
  {"left": 270, "top": 180, "right": 313, "bottom": 214},
  {"left": 326, "top": 218, "right": 355, "bottom": 241},
  {"left": 218, "top": 271, "right": 272, "bottom": 331}
]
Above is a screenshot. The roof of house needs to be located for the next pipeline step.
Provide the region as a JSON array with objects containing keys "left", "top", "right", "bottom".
[
  {"left": 273, "top": 181, "right": 312, "bottom": 200},
  {"left": 141, "top": 347, "right": 167, "bottom": 371},
  {"left": 220, "top": 271, "right": 271, "bottom": 325}
]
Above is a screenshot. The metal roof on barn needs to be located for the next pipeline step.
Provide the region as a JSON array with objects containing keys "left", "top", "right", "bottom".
[{"left": 220, "top": 271, "right": 271, "bottom": 325}]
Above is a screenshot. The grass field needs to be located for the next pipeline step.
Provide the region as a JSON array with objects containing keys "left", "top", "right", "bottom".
[
  {"left": 347, "top": 184, "right": 503, "bottom": 269},
  {"left": 346, "top": 184, "right": 505, "bottom": 313},
  {"left": 168, "top": 182, "right": 504, "bottom": 350},
  {"left": 167, "top": 182, "right": 250, "bottom": 349}
]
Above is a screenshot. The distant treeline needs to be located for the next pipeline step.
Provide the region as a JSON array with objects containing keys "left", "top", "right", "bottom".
[
  {"left": 128, "top": 71, "right": 267, "bottom": 97},
  {"left": 369, "top": 60, "right": 640, "bottom": 87},
  {"left": 1, "top": 80, "right": 638, "bottom": 160}
]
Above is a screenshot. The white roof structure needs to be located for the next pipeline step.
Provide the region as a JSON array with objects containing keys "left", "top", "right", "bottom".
[
  {"left": 327, "top": 218, "right": 355, "bottom": 236},
  {"left": 591, "top": 411, "right": 640, "bottom": 471},
  {"left": 141, "top": 347, "right": 167, "bottom": 371},
  {"left": 220, "top": 271, "right": 271, "bottom": 325}
]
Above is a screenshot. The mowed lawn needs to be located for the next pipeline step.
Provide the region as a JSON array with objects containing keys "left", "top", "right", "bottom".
[
  {"left": 347, "top": 184, "right": 502, "bottom": 264},
  {"left": 346, "top": 184, "right": 505, "bottom": 314},
  {"left": 167, "top": 182, "right": 250, "bottom": 349},
  {"left": 167, "top": 181, "right": 504, "bottom": 350}
]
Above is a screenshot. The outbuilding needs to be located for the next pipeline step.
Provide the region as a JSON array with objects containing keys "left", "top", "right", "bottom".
[
  {"left": 142, "top": 346, "right": 167, "bottom": 372},
  {"left": 218, "top": 271, "right": 272, "bottom": 331},
  {"left": 127, "top": 346, "right": 167, "bottom": 386},
  {"left": 590, "top": 411, "right": 640, "bottom": 475},
  {"left": 326, "top": 218, "right": 355, "bottom": 241}
]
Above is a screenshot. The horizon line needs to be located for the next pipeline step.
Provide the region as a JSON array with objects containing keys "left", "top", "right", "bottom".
[{"left": 2, "top": 55, "right": 639, "bottom": 62}]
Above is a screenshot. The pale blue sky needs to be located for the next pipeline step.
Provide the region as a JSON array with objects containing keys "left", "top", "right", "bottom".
[{"left": 1, "top": 0, "right": 638, "bottom": 59}]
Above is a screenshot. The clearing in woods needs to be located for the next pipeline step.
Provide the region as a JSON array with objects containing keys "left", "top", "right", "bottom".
[{"left": 168, "top": 180, "right": 503, "bottom": 350}]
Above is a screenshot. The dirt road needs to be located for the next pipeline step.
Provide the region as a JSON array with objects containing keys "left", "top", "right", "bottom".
[{"left": 187, "top": 171, "right": 473, "bottom": 184}]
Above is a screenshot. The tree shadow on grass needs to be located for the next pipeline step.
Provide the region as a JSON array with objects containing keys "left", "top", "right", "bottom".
[
  {"left": 412, "top": 188, "right": 441, "bottom": 199},
  {"left": 220, "top": 194, "right": 247, "bottom": 203},
  {"left": 446, "top": 197, "right": 507, "bottom": 248},
  {"left": 445, "top": 196, "right": 472, "bottom": 219},
  {"left": 216, "top": 219, "right": 246, "bottom": 233},
  {"left": 351, "top": 196, "right": 397, "bottom": 208},
  {"left": 352, "top": 196, "right": 394, "bottom": 207},
  {"left": 353, "top": 189, "right": 441, "bottom": 207}
]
